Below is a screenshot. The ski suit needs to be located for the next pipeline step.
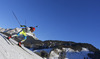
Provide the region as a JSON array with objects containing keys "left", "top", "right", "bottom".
[{"left": 12, "top": 27, "right": 31, "bottom": 43}]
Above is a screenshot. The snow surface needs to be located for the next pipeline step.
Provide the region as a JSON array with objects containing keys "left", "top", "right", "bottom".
[
  {"left": 35, "top": 48, "right": 93, "bottom": 59},
  {"left": 0, "top": 33, "right": 43, "bottom": 59},
  {"left": 34, "top": 48, "right": 52, "bottom": 54},
  {"left": 65, "top": 48, "right": 93, "bottom": 59},
  {"left": 48, "top": 48, "right": 93, "bottom": 59}
]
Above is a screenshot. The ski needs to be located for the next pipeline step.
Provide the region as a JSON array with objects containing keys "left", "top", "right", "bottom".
[
  {"left": 0, "top": 33, "right": 10, "bottom": 44},
  {"left": 0, "top": 33, "right": 14, "bottom": 45},
  {"left": 3, "top": 35, "right": 14, "bottom": 45},
  {"left": 19, "top": 45, "right": 32, "bottom": 55},
  {"left": 6, "top": 38, "right": 14, "bottom": 45},
  {"left": 9, "top": 39, "right": 33, "bottom": 55}
]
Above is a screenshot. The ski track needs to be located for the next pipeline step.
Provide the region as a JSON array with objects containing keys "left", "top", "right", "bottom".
[{"left": 0, "top": 34, "right": 43, "bottom": 59}]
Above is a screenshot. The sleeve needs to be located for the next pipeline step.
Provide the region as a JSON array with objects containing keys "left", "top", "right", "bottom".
[
  {"left": 17, "top": 30, "right": 23, "bottom": 36},
  {"left": 11, "top": 30, "right": 23, "bottom": 37}
]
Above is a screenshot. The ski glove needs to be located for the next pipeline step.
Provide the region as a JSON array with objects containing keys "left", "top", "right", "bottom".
[
  {"left": 7, "top": 36, "right": 12, "bottom": 39},
  {"left": 18, "top": 42, "right": 21, "bottom": 47}
]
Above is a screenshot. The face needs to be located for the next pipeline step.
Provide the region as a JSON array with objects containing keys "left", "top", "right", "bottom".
[{"left": 31, "top": 29, "right": 34, "bottom": 32}]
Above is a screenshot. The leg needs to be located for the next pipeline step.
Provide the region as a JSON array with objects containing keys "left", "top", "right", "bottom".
[
  {"left": 18, "top": 31, "right": 27, "bottom": 46},
  {"left": 7, "top": 30, "right": 23, "bottom": 39},
  {"left": 21, "top": 35, "right": 27, "bottom": 43},
  {"left": 18, "top": 35, "right": 27, "bottom": 46}
]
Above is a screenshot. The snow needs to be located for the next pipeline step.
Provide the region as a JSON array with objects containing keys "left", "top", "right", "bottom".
[
  {"left": 34, "top": 48, "right": 52, "bottom": 54},
  {"left": 46, "top": 48, "right": 93, "bottom": 59},
  {"left": 66, "top": 48, "right": 93, "bottom": 59},
  {"left": 34, "top": 47, "right": 94, "bottom": 59},
  {"left": 0, "top": 27, "right": 5, "bottom": 32},
  {"left": 0, "top": 33, "right": 43, "bottom": 59},
  {"left": 49, "top": 51, "right": 59, "bottom": 59}
]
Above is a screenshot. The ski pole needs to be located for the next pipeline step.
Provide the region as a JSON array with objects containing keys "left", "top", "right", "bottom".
[{"left": 12, "top": 11, "right": 21, "bottom": 26}]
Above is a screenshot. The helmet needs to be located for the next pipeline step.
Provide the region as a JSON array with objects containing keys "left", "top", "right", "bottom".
[
  {"left": 32, "top": 27, "right": 35, "bottom": 31},
  {"left": 30, "top": 27, "right": 35, "bottom": 32}
]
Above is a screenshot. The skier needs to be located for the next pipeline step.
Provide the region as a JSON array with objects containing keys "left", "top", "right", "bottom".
[{"left": 7, "top": 25, "right": 35, "bottom": 46}]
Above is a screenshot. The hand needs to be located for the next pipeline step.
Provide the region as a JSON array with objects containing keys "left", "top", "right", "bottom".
[{"left": 20, "top": 25, "right": 26, "bottom": 27}]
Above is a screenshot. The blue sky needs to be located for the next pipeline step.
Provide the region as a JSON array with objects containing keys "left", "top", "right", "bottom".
[{"left": 0, "top": 0, "right": 100, "bottom": 49}]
